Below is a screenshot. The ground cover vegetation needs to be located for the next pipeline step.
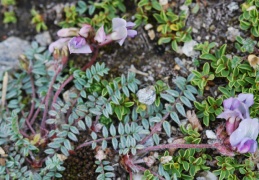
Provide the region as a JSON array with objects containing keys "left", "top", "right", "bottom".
[{"left": 0, "top": 0, "right": 259, "bottom": 180}]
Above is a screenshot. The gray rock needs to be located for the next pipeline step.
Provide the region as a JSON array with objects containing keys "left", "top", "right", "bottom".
[
  {"left": 35, "top": 31, "right": 52, "bottom": 46},
  {"left": 0, "top": 37, "right": 30, "bottom": 72}
]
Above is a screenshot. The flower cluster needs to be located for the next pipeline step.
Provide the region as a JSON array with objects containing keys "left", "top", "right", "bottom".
[
  {"left": 217, "top": 93, "right": 259, "bottom": 153},
  {"left": 48, "top": 18, "right": 137, "bottom": 55}
]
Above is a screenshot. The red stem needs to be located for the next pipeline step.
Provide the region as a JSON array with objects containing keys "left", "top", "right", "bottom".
[
  {"left": 52, "top": 48, "right": 99, "bottom": 106},
  {"left": 25, "top": 74, "right": 36, "bottom": 134},
  {"left": 140, "top": 112, "right": 170, "bottom": 145},
  {"left": 41, "top": 66, "right": 63, "bottom": 132},
  {"left": 137, "top": 143, "right": 216, "bottom": 155}
]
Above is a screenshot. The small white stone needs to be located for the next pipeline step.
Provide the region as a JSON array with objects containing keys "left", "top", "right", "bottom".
[
  {"left": 148, "top": 29, "right": 155, "bottom": 40},
  {"left": 227, "top": 2, "right": 239, "bottom": 12},
  {"left": 133, "top": 173, "right": 144, "bottom": 180},
  {"left": 159, "top": 0, "right": 168, "bottom": 6},
  {"left": 137, "top": 86, "right": 156, "bottom": 105},
  {"left": 180, "top": 5, "right": 189, "bottom": 15},
  {"left": 182, "top": 40, "right": 199, "bottom": 57},
  {"left": 206, "top": 130, "right": 217, "bottom": 139},
  {"left": 198, "top": 171, "right": 217, "bottom": 180},
  {"left": 205, "top": 36, "right": 210, "bottom": 40},
  {"left": 226, "top": 27, "right": 240, "bottom": 42},
  {"left": 144, "top": 23, "right": 153, "bottom": 30},
  {"left": 192, "top": 28, "right": 198, "bottom": 33}
]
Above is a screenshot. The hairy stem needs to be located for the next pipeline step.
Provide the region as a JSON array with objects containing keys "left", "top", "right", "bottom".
[
  {"left": 41, "top": 65, "right": 63, "bottom": 132},
  {"left": 52, "top": 48, "right": 99, "bottom": 106},
  {"left": 76, "top": 134, "right": 121, "bottom": 150},
  {"left": 137, "top": 143, "right": 215, "bottom": 155}
]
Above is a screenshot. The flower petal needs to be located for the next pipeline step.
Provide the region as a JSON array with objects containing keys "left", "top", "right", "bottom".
[
  {"left": 237, "top": 138, "right": 257, "bottom": 153},
  {"left": 127, "top": 29, "right": 137, "bottom": 38},
  {"left": 79, "top": 24, "right": 92, "bottom": 38},
  {"left": 126, "top": 22, "right": 136, "bottom": 28},
  {"left": 112, "top": 18, "right": 127, "bottom": 30},
  {"left": 237, "top": 93, "right": 254, "bottom": 107},
  {"left": 111, "top": 26, "right": 127, "bottom": 40},
  {"left": 48, "top": 38, "right": 70, "bottom": 53},
  {"left": 68, "top": 43, "right": 92, "bottom": 54},
  {"left": 57, "top": 28, "right": 79, "bottom": 37},
  {"left": 94, "top": 25, "right": 106, "bottom": 43},
  {"left": 230, "top": 118, "right": 259, "bottom": 146},
  {"left": 223, "top": 98, "right": 240, "bottom": 110}
]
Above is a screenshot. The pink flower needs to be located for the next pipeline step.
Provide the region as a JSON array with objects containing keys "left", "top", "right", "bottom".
[
  {"left": 110, "top": 18, "right": 137, "bottom": 46},
  {"left": 48, "top": 38, "right": 70, "bottom": 53},
  {"left": 49, "top": 25, "right": 93, "bottom": 54},
  {"left": 94, "top": 25, "right": 106, "bottom": 43},
  {"left": 79, "top": 24, "right": 92, "bottom": 38}
]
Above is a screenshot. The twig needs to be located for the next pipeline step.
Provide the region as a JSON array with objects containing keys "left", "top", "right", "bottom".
[{"left": 52, "top": 48, "right": 99, "bottom": 106}]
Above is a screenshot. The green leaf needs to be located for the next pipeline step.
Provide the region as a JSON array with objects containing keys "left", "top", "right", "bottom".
[
  {"left": 202, "top": 62, "right": 210, "bottom": 75},
  {"left": 158, "top": 37, "right": 171, "bottom": 45},
  {"left": 176, "top": 103, "right": 186, "bottom": 117},
  {"left": 151, "top": 0, "right": 162, "bottom": 11},
  {"left": 180, "top": 96, "right": 192, "bottom": 108},
  {"left": 163, "top": 121, "right": 171, "bottom": 137},
  {"left": 170, "top": 112, "right": 180, "bottom": 125},
  {"left": 171, "top": 40, "right": 178, "bottom": 51},
  {"left": 200, "top": 53, "right": 217, "bottom": 61}
]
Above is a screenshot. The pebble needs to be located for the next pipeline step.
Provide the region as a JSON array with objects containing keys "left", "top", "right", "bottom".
[
  {"left": 197, "top": 171, "right": 217, "bottom": 180},
  {"left": 226, "top": 27, "right": 240, "bottom": 42},
  {"left": 144, "top": 23, "right": 153, "bottom": 30},
  {"left": 205, "top": 36, "right": 210, "bottom": 40},
  {"left": 148, "top": 29, "right": 155, "bottom": 40},
  {"left": 182, "top": 40, "right": 199, "bottom": 57},
  {"left": 197, "top": 36, "right": 201, "bottom": 41},
  {"left": 192, "top": 28, "right": 198, "bottom": 33},
  {"left": 0, "top": 37, "right": 30, "bottom": 73},
  {"left": 35, "top": 31, "right": 52, "bottom": 46},
  {"left": 206, "top": 130, "right": 217, "bottom": 139},
  {"left": 227, "top": 2, "right": 239, "bottom": 12}
]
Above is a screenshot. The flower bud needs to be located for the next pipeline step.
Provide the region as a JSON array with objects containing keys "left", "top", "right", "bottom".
[
  {"left": 79, "top": 24, "right": 92, "bottom": 38},
  {"left": 57, "top": 28, "right": 79, "bottom": 37}
]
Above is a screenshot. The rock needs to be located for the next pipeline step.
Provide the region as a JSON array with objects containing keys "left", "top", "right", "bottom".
[
  {"left": 226, "top": 27, "right": 240, "bottom": 42},
  {"left": 144, "top": 23, "right": 153, "bottom": 30},
  {"left": 132, "top": 173, "right": 144, "bottom": 180},
  {"left": 182, "top": 40, "right": 199, "bottom": 57},
  {"left": 148, "top": 30, "right": 155, "bottom": 40},
  {"left": 137, "top": 86, "right": 156, "bottom": 105},
  {"left": 0, "top": 37, "right": 30, "bottom": 72},
  {"left": 35, "top": 31, "right": 52, "bottom": 46},
  {"left": 197, "top": 171, "right": 217, "bottom": 180},
  {"left": 159, "top": 0, "right": 168, "bottom": 6},
  {"left": 206, "top": 130, "right": 217, "bottom": 139},
  {"left": 227, "top": 2, "right": 239, "bottom": 12}
]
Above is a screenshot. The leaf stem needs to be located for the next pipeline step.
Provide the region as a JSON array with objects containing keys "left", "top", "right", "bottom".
[{"left": 137, "top": 143, "right": 216, "bottom": 155}]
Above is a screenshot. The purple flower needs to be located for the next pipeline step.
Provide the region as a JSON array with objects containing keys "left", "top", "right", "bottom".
[
  {"left": 237, "top": 93, "right": 254, "bottom": 107},
  {"left": 230, "top": 118, "right": 259, "bottom": 153},
  {"left": 217, "top": 93, "right": 254, "bottom": 135},
  {"left": 68, "top": 37, "right": 92, "bottom": 54},
  {"left": 110, "top": 18, "right": 137, "bottom": 46}
]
